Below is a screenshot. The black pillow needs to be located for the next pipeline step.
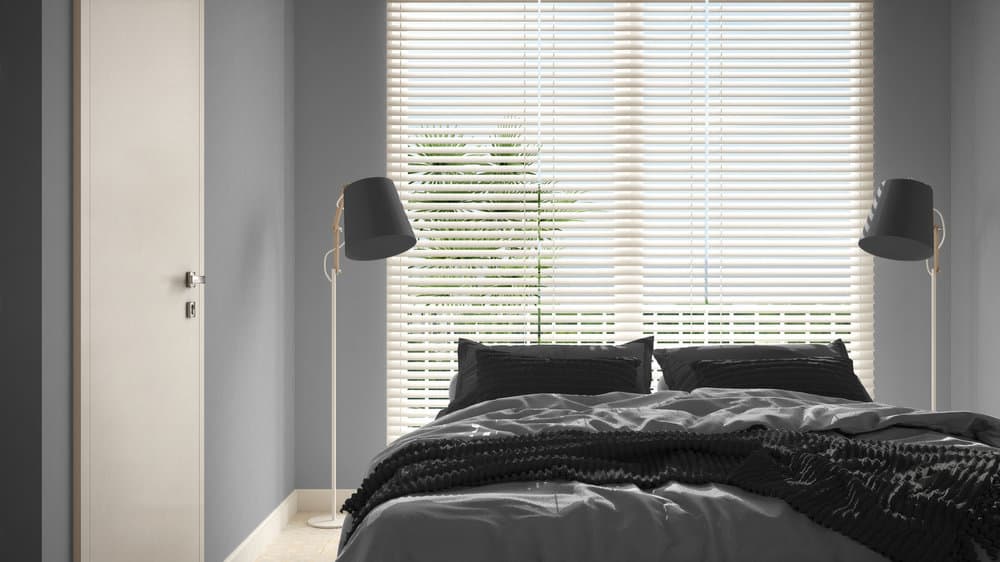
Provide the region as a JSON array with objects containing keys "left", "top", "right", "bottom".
[
  {"left": 686, "top": 356, "right": 872, "bottom": 402},
  {"left": 454, "top": 336, "right": 655, "bottom": 402},
  {"left": 654, "top": 340, "right": 849, "bottom": 391},
  {"left": 444, "top": 349, "right": 643, "bottom": 414}
]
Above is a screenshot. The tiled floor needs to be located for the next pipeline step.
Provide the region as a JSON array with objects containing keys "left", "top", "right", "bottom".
[{"left": 255, "top": 513, "right": 342, "bottom": 562}]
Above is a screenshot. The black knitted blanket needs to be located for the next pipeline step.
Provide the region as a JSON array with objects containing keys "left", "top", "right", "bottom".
[{"left": 342, "top": 428, "right": 1000, "bottom": 562}]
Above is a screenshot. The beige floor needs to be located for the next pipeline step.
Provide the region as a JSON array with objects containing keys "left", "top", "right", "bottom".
[{"left": 254, "top": 513, "right": 342, "bottom": 562}]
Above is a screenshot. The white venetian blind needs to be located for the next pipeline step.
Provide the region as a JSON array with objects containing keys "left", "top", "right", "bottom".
[{"left": 386, "top": 0, "right": 874, "bottom": 441}]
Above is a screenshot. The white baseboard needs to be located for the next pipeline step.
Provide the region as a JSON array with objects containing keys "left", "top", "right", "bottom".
[
  {"left": 223, "top": 490, "right": 297, "bottom": 562},
  {"left": 223, "top": 489, "right": 355, "bottom": 562},
  {"left": 296, "top": 488, "right": 354, "bottom": 513}
]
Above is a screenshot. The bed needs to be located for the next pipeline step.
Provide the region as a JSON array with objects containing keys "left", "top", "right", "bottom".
[{"left": 335, "top": 341, "right": 1000, "bottom": 562}]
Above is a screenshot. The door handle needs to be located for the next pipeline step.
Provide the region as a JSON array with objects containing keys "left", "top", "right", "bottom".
[{"left": 185, "top": 271, "right": 206, "bottom": 288}]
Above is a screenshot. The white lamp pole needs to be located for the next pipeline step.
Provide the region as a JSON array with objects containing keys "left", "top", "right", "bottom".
[
  {"left": 926, "top": 208, "right": 946, "bottom": 412},
  {"left": 309, "top": 194, "right": 347, "bottom": 529},
  {"left": 929, "top": 242, "right": 938, "bottom": 412}
]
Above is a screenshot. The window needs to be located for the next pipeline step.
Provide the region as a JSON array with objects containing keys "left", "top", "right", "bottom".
[{"left": 386, "top": 0, "right": 874, "bottom": 441}]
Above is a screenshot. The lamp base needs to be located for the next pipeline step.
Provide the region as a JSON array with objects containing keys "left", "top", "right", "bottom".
[{"left": 307, "top": 513, "right": 346, "bottom": 529}]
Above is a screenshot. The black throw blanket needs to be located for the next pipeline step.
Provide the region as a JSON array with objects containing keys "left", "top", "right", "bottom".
[{"left": 342, "top": 428, "right": 1000, "bottom": 562}]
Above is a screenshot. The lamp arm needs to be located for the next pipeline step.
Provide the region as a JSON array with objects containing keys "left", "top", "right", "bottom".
[
  {"left": 333, "top": 191, "right": 346, "bottom": 276},
  {"left": 322, "top": 189, "right": 347, "bottom": 283},
  {"left": 925, "top": 208, "right": 946, "bottom": 276}
]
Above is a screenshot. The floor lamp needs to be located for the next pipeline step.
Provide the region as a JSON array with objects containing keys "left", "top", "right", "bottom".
[
  {"left": 309, "top": 176, "right": 416, "bottom": 529},
  {"left": 859, "top": 178, "right": 946, "bottom": 411}
]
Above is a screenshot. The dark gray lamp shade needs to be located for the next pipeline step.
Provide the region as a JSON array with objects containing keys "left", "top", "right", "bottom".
[
  {"left": 343, "top": 176, "right": 416, "bottom": 260},
  {"left": 858, "top": 178, "right": 934, "bottom": 261}
]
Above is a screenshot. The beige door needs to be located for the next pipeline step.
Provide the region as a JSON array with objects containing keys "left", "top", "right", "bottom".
[{"left": 74, "top": 1, "right": 204, "bottom": 561}]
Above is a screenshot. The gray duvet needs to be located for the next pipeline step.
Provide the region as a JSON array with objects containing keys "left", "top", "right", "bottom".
[{"left": 337, "top": 388, "right": 1000, "bottom": 562}]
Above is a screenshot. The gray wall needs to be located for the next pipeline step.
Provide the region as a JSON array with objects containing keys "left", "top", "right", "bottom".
[
  {"left": 205, "top": 0, "right": 296, "bottom": 560},
  {"left": 294, "top": 0, "right": 388, "bottom": 490},
  {"left": 0, "top": 1, "right": 43, "bottom": 559},
  {"left": 41, "top": 0, "right": 73, "bottom": 560},
  {"left": 872, "top": 0, "right": 952, "bottom": 410},
  {"left": 950, "top": 0, "right": 1000, "bottom": 418},
  {"left": 293, "top": 0, "right": 960, "bottom": 489}
]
